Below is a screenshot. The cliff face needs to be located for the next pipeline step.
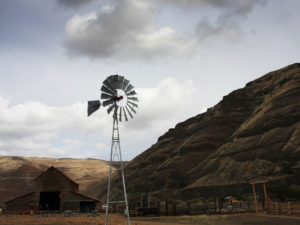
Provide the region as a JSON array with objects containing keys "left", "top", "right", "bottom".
[{"left": 121, "top": 63, "right": 300, "bottom": 200}]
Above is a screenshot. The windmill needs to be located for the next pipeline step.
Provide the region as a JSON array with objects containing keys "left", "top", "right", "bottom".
[{"left": 88, "top": 75, "right": 138, "bottom": 225}]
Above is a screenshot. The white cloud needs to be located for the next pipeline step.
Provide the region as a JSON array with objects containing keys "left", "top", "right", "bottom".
[
  {"left": 0, "top": 98, "right": 110, "bottom": 158},
  {"left": 129, "top": 78, "right": 196, "bottom": 128},
  {"left": 0, "top": 78, "right": 201, "bottom": 160}
]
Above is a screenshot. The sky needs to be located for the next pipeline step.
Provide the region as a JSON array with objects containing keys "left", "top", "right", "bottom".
[{"left": 0, "top": 0, "right": 299, "bottom": 161}]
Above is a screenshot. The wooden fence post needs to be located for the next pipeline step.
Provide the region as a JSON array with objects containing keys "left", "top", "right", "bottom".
[
  {"left": 263, "top": 182, "right": 269, "bottom": 214},
  {"left": 173, "top": 202, "right": 176, "bottom": 216},
  {"left": 252, "top": 183, "right": 258, "bottom": 213},
  {"left": 288, "top": 202, "right": 292, "bottom": 215},
  {"left": 165, "top": 201, "right": 168, "bottom": 216}
]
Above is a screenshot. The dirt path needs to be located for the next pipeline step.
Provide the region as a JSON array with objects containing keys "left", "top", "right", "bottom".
[
  {"left": 132, "top": 214, "right": 300, "bottom": 225},
  {"left": 0, "top": 213, "right": 299, "bottom": 225}
]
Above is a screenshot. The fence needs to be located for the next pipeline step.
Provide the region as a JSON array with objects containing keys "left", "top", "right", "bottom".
[
  {"left": 268, "top": 199, "right": 300, "bottom": 215},
  {"left": 131, "top": 199, "right": 300, "bottom": 216},
  {"left": 156, "top": 200, "right": 256, "bottom": 216}
]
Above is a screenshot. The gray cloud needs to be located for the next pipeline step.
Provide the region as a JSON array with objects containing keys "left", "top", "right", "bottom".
[
  {"left": 57, "top": 0, "right": 96, "bottom": 9},
  {"left": 195, "top": 18, "right": 241, "bottom": 43},
  {"left": 159, "top": 0, "right": 265, "bottom": 17},
  {"left": 64, "top": 0, "right": 194, "bottom": 59},
  {"left": 63, "top": 0, "right": 263, "bottom": 60}
]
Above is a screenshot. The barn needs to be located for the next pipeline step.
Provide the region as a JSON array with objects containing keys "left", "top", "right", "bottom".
[{"left": 5, "top": 166, "right": 100, "bottom": 213}]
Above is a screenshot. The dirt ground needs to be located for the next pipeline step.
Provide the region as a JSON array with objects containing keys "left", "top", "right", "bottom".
[{"left": 0, "top": 213, "right": 299, "bottom": 225}]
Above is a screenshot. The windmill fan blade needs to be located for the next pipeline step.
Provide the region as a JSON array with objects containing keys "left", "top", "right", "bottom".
[
  {"left": 127, "top": 90, "right": 137, "bottom": 96},
  {"left": 103, "top": 80, "right": 116, "bottom": 94},
  {"left": 103, "top": 98, "right": 115, "bottom": 107},
  {"left": 120, "top": 77, "right": 126, "bottom": 90},
  {"left": 123, "top": 107, "right": 128, "bottom": 121},
  {"left": 87, "top": 100, "right": 101, "bottom": 116},
  {"left": 118, "top": 76, "right": 124, "bottom": 89},
  {"left": 122, "top": 79, "right": 130, "bottom": 91},
  {"left": 107, "top": 103, "right": 115, "bottom": 114},
  {"left": 101, "top": 85, "right": 115, "bottom": 96},
  {"left": 125, "top": 84, "right": 134, "bottom": 93},
  {"left": 127, "top": 103, "right": 136, "bottom": 114},
  {"left": 109, "top": 79, "right": 119, "bottom": 90},
  {"left": 128, "top": 96, "right": 138, "bottom": 102},
  {"left": 109, "top": 75, "right": 119, "bottom": 89},
  {"left": 128, "top": 101, "right": 138, "bottom": 108},
  {"left": 125, "top": 105, "right": 133, "bottom": 119},
  {"left": 101, "top": 92, "right": 113, "bottom": 100}
]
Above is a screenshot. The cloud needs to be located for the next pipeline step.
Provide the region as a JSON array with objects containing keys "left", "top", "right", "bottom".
[
  {"left": 0, "top": 97, "right": 110, "bottom": 158},
  {"left": 64, "top": 0, "right": 194, "bottom": 60},
  {"left": 158, "top": 0, "right": 265, "bottom": 17},
  {"left": 63, "top": 0, "right": 264, "bottom": 60},
  {"left": 57, "top": 0, "right": 96, "bottom": 9},
  {"left": 127, "top": 78, "right": 196, "bottom": 130},
  {"left": 0, "top": 78, "right": 201, "bottom": 160},
  {"left": 195, "top": 18, "right": 241, "bottom": 43}
]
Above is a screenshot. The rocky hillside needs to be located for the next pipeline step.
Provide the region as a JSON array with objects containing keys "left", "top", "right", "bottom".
[
  {"left": 0, "top": 156, "right": 111, "bottom": 203},
  {"left": 114, "top": 63, "right": 300, "bottom": 200}
]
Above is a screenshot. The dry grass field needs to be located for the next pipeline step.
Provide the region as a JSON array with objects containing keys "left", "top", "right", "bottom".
[{"left": 0, "top": 214, "right": 299, "bottom": 225}]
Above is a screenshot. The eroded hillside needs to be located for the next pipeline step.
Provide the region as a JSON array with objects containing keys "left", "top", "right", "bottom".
[{"left": 117, "top": 63, "right": 300, "bottom": 200}]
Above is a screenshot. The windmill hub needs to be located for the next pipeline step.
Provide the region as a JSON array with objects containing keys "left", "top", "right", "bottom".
[{"left": 116, "top": 89, "right": 127, "bottom": 107}]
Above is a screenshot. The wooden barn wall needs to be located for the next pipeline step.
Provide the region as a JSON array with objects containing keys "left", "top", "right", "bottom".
[
  {"left": 61, "top": 191, "right": 100, "bottom": 211},
  {"left": 6, "top": 192, "right": 38, "bottom": 212},
  {"left": 35, "top": 169, "right": 78, "bottom": 192}
]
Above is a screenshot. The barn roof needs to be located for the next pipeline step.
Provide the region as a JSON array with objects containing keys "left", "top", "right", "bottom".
[
  {"left": 33, "top": 166, "right": 78, "bottom": 185},
  {"left": 69, "top": 190, "right": 100, "bottom": 202},
  {"left": 5, "top": 192, "right": 35, "bottom": 203}
]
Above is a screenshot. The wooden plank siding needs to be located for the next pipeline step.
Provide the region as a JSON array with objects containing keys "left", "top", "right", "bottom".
[{"left": 34, "top": 167, "right": 79, "bottom": 192}]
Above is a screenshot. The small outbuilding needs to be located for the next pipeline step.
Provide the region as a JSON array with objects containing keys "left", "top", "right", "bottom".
[{"left": 5, "top": 166, "right": 100, "bottom": 213}]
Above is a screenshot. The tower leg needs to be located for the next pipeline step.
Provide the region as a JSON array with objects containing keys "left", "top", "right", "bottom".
[
  {"left": 105, "top": 118, "right": 130, "bottom": 225},
  {"left": 117, "top": 122, "right": 130, "bottom": 225},
  {"left": 105, "top": 119, "right": 114, "bottom": 225}
]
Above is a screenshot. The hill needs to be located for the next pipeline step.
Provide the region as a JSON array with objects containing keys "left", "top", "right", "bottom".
[
  {"left": 112, "top": 63, "right": 300, "bottom": 200},
  {"left": 0, "top": 156, "right": 111, "bottom": 203}
]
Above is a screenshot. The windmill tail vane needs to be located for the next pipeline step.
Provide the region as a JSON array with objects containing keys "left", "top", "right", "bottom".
[
  {"left": 87, "top": 100, "right": 101, "bottom": 117},
  {"left": 87, "top": 74, "right": 138, "bottom": 225}
]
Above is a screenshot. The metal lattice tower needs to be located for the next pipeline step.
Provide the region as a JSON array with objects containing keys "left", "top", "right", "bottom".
[
  {"left": 87, "top": 75, "right": 138, "bottom": 225},
  {"left": 105, "top": 117, "right": 130, "bottom": 225}
]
